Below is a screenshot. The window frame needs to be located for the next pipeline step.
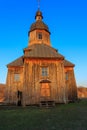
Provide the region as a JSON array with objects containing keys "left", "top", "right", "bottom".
[
  {"left": 65, "top": 72, "right": 68, "bottom": 80},
  {"left": 14, "top": 73, "right": 20, "bottom": 82},
  {"left": 41, "top": 67, "right": 48, "bottom": 77},
  {"left": 38, "top": 32, "right": 42, "bottom": 39}
]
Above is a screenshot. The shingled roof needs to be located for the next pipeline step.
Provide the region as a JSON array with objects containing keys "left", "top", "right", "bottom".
[
  {"left": 29, "top": 20, "right": 50, "bottom": 33},
  {"left": 7, "top": 57, "right": 74, "bottom": 68},
  {"left": 64, "top": 59, "right": 75, "bottom": 67},
  {"left": 7, "top": 45, "right": 74, "bottom": 68},
  {"left": 7, "top": 56, "right": 24, "bottom": 67},
  {"left": 24, "top": 44, "right": 64, "bottom": 59},
  {"left": 7, "top": 56, "right": 74, "bottom": 68}
]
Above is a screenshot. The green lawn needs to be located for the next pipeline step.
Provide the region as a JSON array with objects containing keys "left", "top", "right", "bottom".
[{"left": 0, "top": 99, "right": 87, "bottom": 130}]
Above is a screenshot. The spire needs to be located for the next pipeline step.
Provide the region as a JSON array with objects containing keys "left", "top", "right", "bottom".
[
  {"left": 35, "top": 0, "right": 43, "bottom": 21},
  {"left": 37, "top": 0, "right": 40, "bottom": 10},
  {"left": 28, "top": 1, "right": 51, "bottom": 46}
]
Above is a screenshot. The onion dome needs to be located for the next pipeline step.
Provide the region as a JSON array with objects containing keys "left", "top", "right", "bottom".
[
  {"left": 29, "top": 10, "right": 50, "bottom": 34},
  {"left": 30, "top": 20, "right": 50, "bottom": 33},
  {"left": 35, "top": 10, "right": 43, "bottom": 19}
]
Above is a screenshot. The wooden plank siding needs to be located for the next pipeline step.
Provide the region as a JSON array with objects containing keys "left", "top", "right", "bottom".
[
  {"left": 65, "top": 67, "right": 77, "bottom": 102},
  {"left": 6, "top": 59, "right": 77, "bottom": 106},
  {"left": 6, "top": 67, "right": 24, "bottom": 105},
  {"left": 23, "top": 59, "right": 65, "bottom": 105}
]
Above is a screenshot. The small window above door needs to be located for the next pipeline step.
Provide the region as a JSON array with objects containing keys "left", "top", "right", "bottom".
[{"left": 41, "top": 67, "right": 48, "bottom": 77}]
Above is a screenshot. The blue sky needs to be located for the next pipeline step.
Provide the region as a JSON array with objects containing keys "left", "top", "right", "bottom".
[{"left": 0, "top": 0, "right": 87, "bottom": 87}]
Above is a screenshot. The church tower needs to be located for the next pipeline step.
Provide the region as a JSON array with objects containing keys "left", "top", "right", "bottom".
[{"left": 28, "top": 10, "right": 51, "bottom": 46}]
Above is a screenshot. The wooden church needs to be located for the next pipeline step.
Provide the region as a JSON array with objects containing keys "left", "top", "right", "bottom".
[{"left": 6, "top": 9, "right": 77, "bottom": 106}]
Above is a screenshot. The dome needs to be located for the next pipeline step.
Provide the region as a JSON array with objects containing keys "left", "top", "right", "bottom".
[
  {"left": 29, "top": 20, "right": 50, "bottom": 33},
  {"left": 35, "top": 10, "right": 43, "bottom": 19},
  {"left": 28, "top": 10, "right": 50, "bottom": 34}
]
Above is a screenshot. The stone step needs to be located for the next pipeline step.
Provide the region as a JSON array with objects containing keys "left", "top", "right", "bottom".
[{"left": 39, "top": 101, "right": 55, "bottom": 108}]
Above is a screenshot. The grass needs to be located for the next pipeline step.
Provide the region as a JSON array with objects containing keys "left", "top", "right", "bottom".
[{"left": 0, "top": 99, "right": 87, "bottom": 130}]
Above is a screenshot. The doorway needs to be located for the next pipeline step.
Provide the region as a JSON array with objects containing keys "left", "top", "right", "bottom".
[
  {"left": 40, "top": 83, "right": 50, "bottom": 100},
  {"left": 17, "top": 90, "right": 22, "bottom": 106}
]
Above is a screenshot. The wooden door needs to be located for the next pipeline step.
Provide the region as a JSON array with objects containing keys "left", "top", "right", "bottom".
[{"left": 41, "top": 83, "right": 50, "bottom": 98}]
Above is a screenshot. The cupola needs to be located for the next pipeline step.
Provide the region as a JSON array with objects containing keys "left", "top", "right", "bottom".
[
  {"left": 35, "top": 10, "right": 43, "bottom": 21},
  {"left": 28, "top": 10, "right": 51, "bottom": 47}
]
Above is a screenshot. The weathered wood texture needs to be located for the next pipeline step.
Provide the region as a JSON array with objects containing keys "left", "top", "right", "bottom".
[
  {"left": 6, "top": 67, "right": 24, "bottom": 105},
  {"left": 23, "top": 59, "right": 66, "bottom": 105},
  {"left": 6, "top": 59, "right": 77, "bottom": 106},
  {"left": 66, "top": 69, "right": 77, "bottom": 101},
  {"left": 29, "top": 30, "right": 51, "bottom": 46},
  {"left": 5, "top": 10, "right": 77, "bottom": 106}
]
